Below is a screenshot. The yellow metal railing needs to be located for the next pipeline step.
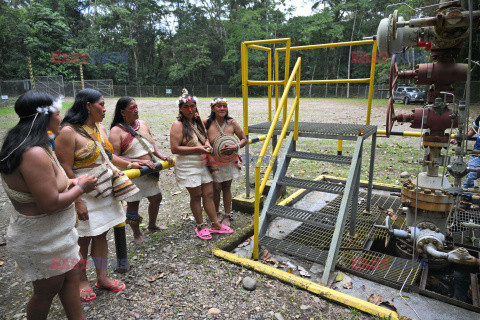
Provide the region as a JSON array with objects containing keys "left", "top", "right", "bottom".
[
  {"left": 252, "top": 57, "right": 302, "bottom": 260},
  {"left": 242, "top": 38, "right": 291, "bottom": 134},
  {"left": 274, "top": 39, "right": 377, "bottom": 125}
]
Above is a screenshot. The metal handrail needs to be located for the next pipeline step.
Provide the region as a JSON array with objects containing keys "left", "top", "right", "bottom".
[
  {"left": 274, "top": 39, "right": 377, "bottom": 125},
  {"left": 252, "top": 57, "right": 302, "bottom": 260}
]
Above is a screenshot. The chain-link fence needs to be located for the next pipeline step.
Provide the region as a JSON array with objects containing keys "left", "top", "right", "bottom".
[{"left": 1, "top": 78, "right": 480, "bottom": 104}]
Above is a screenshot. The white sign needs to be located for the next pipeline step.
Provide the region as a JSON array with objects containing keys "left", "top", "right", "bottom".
[
  {"left": 1, "top": 95, "right": 8, "bottom": 100},
  {"left": 166, "top": 89, "right": 172, "bottom": 94}
]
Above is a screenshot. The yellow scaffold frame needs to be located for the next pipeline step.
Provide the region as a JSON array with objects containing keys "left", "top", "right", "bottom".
[{"left": 241, "top": 38, "right": 378, "bottom": 133}]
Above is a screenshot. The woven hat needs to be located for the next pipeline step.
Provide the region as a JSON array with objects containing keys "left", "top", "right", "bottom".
[{"left": 212, "top": 134, "right": 240, "bottom": 157}]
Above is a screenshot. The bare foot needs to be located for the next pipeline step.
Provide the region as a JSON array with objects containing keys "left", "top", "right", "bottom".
[
  {"left": 147, "top": 224, "right": 167, "bottom": 231},
  {"left": 221, "top": 213, "right": 232, "bottom": 227},
  {"left": 79, "top": 281, "right": 96, "bottom": 301},
  {"left": 95, "top": 278, "right": 126, "bottom": 291},
  {"left": 133, "top": 234, "right": 145, "bottom": 245}
]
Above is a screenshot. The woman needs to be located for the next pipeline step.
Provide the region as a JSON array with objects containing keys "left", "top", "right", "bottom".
[
  {"left": 204, "top": 98, "right": 247, "bottom": 227},
  {"left": 0, "top": 91, "right": 97, "bottom": 319},
  {"left": 55, "top": 89, "right": 141, "bottom": 301},
  {"left": 170, "top": 91, "right": 233, "bottom": 240},
  {"left": 109, "top": 97, "right": 173, "bottom": 244}
]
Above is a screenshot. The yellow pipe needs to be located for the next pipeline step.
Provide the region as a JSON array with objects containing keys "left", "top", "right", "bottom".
[
  {"left": 323, "top": 174, "right": 400, "bottom": 189},
  {"left": 248, "top": 135, "right": 267, "bottom": 144},
  {"left": 299, "top": 78, "right": 370, "bottom": 84},
  {"left": 259, "top": 95, "right": 300, "bottom": 194},
  {"left": 283, "top": 39, "right": 291, "bottom": 125},
  {"left": 255, "top": 59, "right": 302, "bottom": 170},
  {"left": 337, "top": 139, "right": 343, "bottom": 155},
  {"left": 294, "top": 61, "right": 300, "bottom": 141},
  {"left": 247, "top": 44, "right": 271, "bottom": 51},
  {"left": 366, "top": 40, "right": 377, "bottom": 125},
  {"left": 124, "top": 159, "right": 175, "bottom": 180},
  {"left": 377, "top": 129, "right": 422, "bottom": 137},
  {"left": 253, "top": 59, "right": 301, "bottom": 259},
  {"left": 244, "top": 38, "right": 291, "bottom": 45},
  {"left": 241, "top": 43, "right": 249, "bottom": 135},
  {"left": 247, "top": 80, "right": 285, "bottom": 86},
  {"left": 268, "top": 50, "right": 272, "bottom": 122},
  {"left": 275, "top": 50, "right": 279, "bottom": 113},
  {"left": 213, "top": 249, "right": 399, "bottom": 320},
  {"left": 276, "top": 39, "right": 375, "bottom": 51},
  {"left": 253, "top": 164, "right": 261, "bottom": 259}
]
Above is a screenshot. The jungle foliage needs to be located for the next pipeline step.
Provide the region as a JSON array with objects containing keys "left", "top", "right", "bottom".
[{"left": 0, "top": 0, "right": 478, "bottom": 87}]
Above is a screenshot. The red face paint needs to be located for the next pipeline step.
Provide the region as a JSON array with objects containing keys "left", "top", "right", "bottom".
[{"left": 126, "top": 106, "right": 138, "bottom": 113}]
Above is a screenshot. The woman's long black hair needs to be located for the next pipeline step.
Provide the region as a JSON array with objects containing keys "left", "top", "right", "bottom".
[
  {"left": 177, "top": 94, "right": 207, "bottom": 144},
  {"left": 61, "top": 88, "right": 103, "bottom": 138},
  {"left": 205, "top": 97, "right": 232, "bottom": 130},
  {"left": 111, "top": 96, "right": 134, "bottom": 129},
  {"left": 62, "top": 88, "right": 102, "bottom": 126},
  {"left": 0, "top": 91, "right": 54, "bottom": 174}
]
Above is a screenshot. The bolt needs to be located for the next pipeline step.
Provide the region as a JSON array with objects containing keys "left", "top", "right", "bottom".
[
  {"left": 435, "top": 190, "right": 443, "bottom": 196},
  {"left": 418, "top": 242, "right": 424, "bottom": 247},
  {"left": 436, "top": 228, "right": 440, "bottom": 233},
  {"left": 422, "top": 223, "right": 427, "bottom": 229},
  {"left": 430, "top": 225, "right": 435, "bottom": 230},
  {"left": 424, "top": 189, "right": 432, "bottom": 194}
]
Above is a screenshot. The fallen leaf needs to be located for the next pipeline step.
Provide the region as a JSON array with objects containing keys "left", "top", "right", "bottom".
[
  {"left": 343, "top": 282, "right": 353, "bottom": 289},
  {"left": 147, "top": 272, "right": 164, "bottom": 282},
  {"left": 286, "top": 268, "right": 294, "bottom": 274},
  {"left": 172, "top": 191, "right": 182, "bottom": 196},
  {"left": 380, "top": 301, "right": 398, "bottom": 313},
  {"left": 0, "top": 258, "right": 4, "bottom": 266},
  {"left": 261, "top": 249, "right": 271, "bottom": 260},
  {"left": 399, "top": 294, "right": 410, "bottom": 300},
  {"left": 362, "top": 285, "right": 366, "bottom": 290},
  {"left": 367, "top": 294, "right": 384, "bottom": 305},
  {"left": 335, "top": 272, "right": 344, "bottom": 282},
  {"left": 265, "top": 257, "right": 279, "bottom": 268}
]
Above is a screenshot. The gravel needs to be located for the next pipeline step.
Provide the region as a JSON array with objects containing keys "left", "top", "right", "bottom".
[{"left": 0, "top": 97, "right": 418, "bottom": 319}]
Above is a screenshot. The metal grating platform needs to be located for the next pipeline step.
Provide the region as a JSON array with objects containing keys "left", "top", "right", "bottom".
[
  {"left": 277, "top": 177, "right": 345, "bottom": 194},
  {"left": 287, "top": 151, "right": 352, "bottom": 164},
  {"left": 248, "top": 122, "right": 377, "bottom": 140},
  {"left": 260, "top": 237, "right": 421, "bottom": 287},
  {"left": 267, "top": 204, "right": 336, "bottom": 229}
]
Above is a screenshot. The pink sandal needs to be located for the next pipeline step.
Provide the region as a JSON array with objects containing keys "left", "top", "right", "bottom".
[
  {"left": 195, "top": 224, "right": 212, "bottom": 240},
  {"left": 209, "top": 224, "right": 234, "bottom": 234}
]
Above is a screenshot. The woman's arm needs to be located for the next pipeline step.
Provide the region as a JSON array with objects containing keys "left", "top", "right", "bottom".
[
  {"left": 232, "top": 120, "right": 247, "bottom": 148},
  {"left": 55, "top": 126, "right": 90, "bottom": 220},
  {"left": 21, "top": 147, "right": 96, "bottom": 214},
  {"left": 108, "top": 126, "right": 123, "bottom": 157},
  {"left": 170, "top": 121, "right": 210, "bottom": 155}
]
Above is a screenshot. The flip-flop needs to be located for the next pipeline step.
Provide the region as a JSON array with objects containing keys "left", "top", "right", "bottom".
[
  {"left": 80, "top": 287, "right": 97, "bottom": 302},
  {"left": 195, "top": 227, "right": 212, "bottom": 240},
  {"left": 94, "top": 279, "right": 126, "bottom": 292},
  {"left": 209, "top": 224, "right": 234, "bottom": 234}
]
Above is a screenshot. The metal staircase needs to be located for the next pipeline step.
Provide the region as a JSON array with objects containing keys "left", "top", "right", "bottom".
[{"left": 250, "top": 122, "right": 378, "bottom": 284}]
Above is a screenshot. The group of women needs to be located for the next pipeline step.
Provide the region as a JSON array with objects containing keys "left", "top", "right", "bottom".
[{"left": 0, "top": 88, "right": 246, "bottom": 319}]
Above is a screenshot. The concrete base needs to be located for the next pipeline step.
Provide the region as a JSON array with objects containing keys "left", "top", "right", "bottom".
[{"left": 232, "top": 193, "right": 265, "bottom": 214}]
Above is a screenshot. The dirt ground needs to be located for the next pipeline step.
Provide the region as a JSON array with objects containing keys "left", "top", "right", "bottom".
[{"left": 0, "top": 97, "right": 477, "bottom": 319}]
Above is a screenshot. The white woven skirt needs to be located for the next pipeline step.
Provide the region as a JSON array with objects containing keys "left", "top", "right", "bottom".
[
  {"left": 126, "top": 174, "right": 162, "bottom": 202},
  {"left": 213, "top": 161, "right": 240, "bottom": 183},
  {"left": 174, "top": 154, "right": 213, "bottom": 188},
  {"left": 7, "top": 205, "right": 80, "bottom": 282}
]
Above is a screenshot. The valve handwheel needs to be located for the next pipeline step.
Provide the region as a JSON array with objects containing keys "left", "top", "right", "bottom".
[{"left": 386, "top": 54, "right": 398, "bottom": 137}]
